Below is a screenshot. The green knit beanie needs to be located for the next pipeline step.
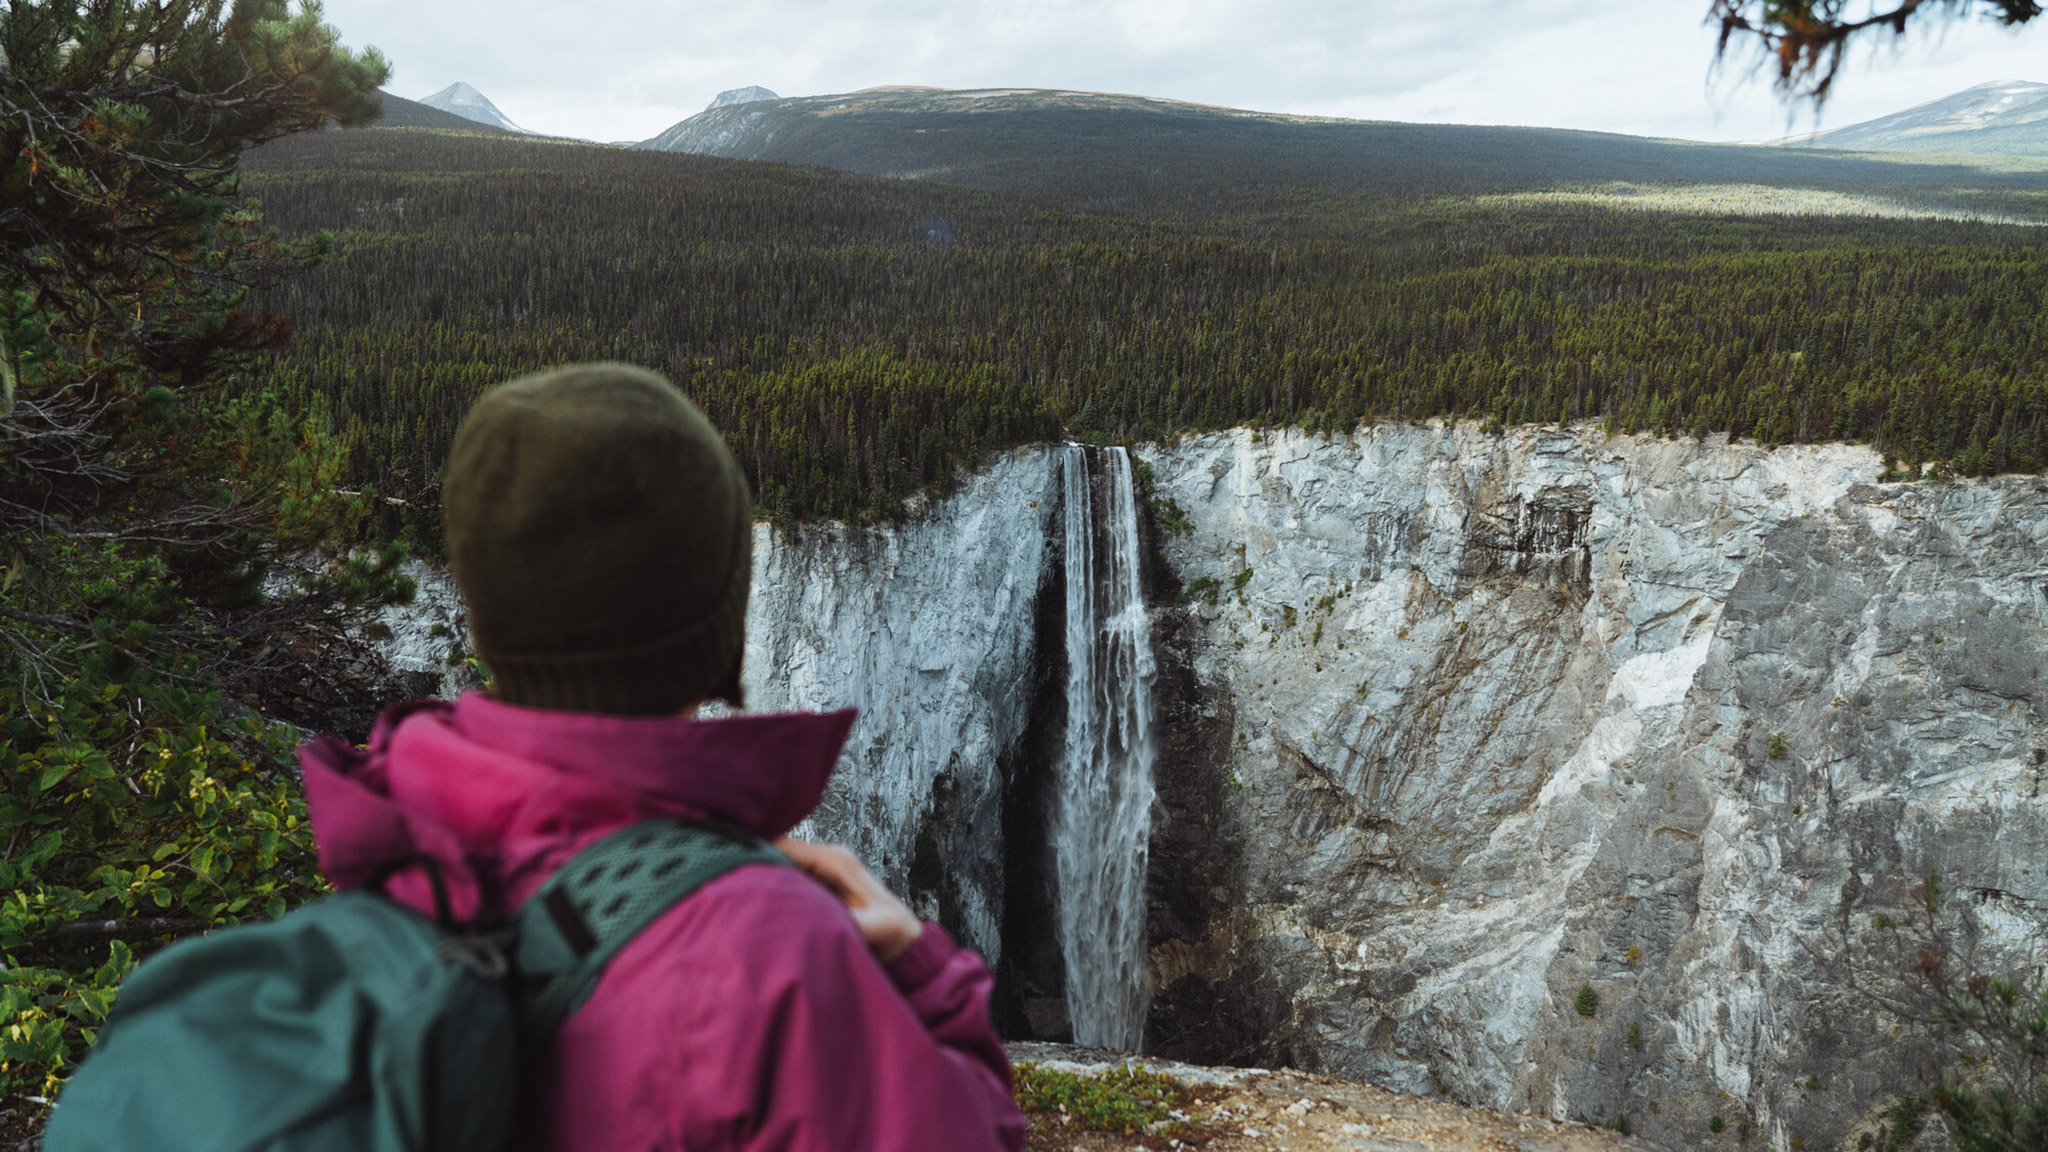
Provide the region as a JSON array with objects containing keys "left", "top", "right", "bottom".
[{"left": 442, "top": 364, "right": 752, "bottom": 715}]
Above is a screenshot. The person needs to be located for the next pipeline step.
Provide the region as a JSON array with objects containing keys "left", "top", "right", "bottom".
[{"left": 297, "top": 363, "right": 1027, "bottom": 1151}]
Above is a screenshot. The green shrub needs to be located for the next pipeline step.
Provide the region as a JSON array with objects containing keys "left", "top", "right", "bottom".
[
  {"left": 0, "top": 666, "right": 322, "bottom": 1104},
  {"left": 1149, "top": 494, "right": 1193, "bottom": 536},
  {"left": 1181, "top": 576, "right": 1222, "bottom": 606},
  {"left": 1866, "top": 1094, "right": 1927, "bottom": 1151}
]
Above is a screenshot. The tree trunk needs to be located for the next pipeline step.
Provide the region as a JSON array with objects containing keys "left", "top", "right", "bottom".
[{"left": 0, "top": 327, "right": 13, "bottom": 418}]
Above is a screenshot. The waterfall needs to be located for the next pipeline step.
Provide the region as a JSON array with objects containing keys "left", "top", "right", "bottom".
[{"left": 1053, "top": 443, "right": 1158, "bottom": 1051}]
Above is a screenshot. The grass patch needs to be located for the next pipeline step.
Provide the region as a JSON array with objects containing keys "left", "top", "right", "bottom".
[{"left": 1014, "top": 1062, "right": 1213, "bottom": 1143}]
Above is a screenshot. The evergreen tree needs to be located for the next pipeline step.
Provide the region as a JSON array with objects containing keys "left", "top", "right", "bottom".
[
  {"left": 1, "top": 8, "right": 402, "bottom": 1116},
  {"left": 0, "top": 0, "right": 389, "bottom": 410}
]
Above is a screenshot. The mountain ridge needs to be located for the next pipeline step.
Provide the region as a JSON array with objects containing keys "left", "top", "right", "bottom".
[
  {"left": 1781, "top": 78, "right": 2048, "bottom": 155},
  {"left": 631, "top": 84, "right": 2048, "bottom": 218}
]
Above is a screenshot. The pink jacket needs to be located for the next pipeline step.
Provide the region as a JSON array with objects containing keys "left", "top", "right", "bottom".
[{"left": 298, "top": 691, "right": 1027, "bottom": 1152}]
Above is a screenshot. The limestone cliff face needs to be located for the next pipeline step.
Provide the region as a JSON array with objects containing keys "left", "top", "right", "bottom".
[
  {"left": 1137, "top": 425, "right": 2048, "bottom": 1151},
  {"left": 737, "top": 448, "right": 1057, "bottom": 965},
  {"left": 370, "top": 427, "right": 2048, "bottom": 1151}
]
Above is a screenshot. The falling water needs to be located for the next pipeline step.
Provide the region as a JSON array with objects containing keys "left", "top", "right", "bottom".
[{"left": 1053, "top": 443, "right": 1158, "bottom": 1051}]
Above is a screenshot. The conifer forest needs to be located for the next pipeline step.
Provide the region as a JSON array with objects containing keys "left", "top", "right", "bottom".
[{"left": 243, "top": 127, "right": 2048, "bottom": 538}]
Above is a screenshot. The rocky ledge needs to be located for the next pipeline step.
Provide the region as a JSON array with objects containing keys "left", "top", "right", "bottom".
[{"left": 1010, "top": 1042, "right": 1663, "bottom": 1151}]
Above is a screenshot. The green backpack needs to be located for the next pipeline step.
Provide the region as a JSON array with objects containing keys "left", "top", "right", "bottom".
[{"left": 44, "top": 819, "right": 784, "bottom": 1152}]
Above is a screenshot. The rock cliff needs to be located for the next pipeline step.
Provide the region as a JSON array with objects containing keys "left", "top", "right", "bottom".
[
  {"left": 1138, "top": 424, "right": 2048, "bottom": 1152},
  {"left": 735, "top": 449, "right": 1057, "bottom": 965},
  {"left": 370, "top": 425, "right": 2048, "bottom": 1151}
]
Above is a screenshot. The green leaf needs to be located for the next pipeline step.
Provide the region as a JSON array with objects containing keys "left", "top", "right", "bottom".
[
  {"left": 71, "top": 986, "right": 110, "bottom": 1022},
  {"left": 264, "top": 896, "right": 287, "bottom": 921},
  {"left": 35, "top": 763, "right": 75, "bottom": 793},
  {"left": 21, "top": 830, "right": 63, "bottom": 870},
  {"left": 96, "top": 941, "right": 134, "bottom": 985}
]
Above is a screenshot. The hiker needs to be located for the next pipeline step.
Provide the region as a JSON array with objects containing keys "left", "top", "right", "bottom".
[{"left": 307, "top": 364, "right": 1027, "bottom": 1150}]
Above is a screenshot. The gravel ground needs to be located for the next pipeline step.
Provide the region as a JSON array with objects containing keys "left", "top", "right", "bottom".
[{"left": 1012, "top": 1043, "right": 1670, "bottom": 1152}]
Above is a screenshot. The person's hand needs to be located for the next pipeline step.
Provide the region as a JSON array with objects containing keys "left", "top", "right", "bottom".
[{"left": 774, "top": 838, "right": 924, "bottom": 964}]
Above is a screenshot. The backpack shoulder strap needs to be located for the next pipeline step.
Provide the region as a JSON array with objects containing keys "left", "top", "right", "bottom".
[{"left": 515, "top": 819, "right": 787, "bottom": 1047}]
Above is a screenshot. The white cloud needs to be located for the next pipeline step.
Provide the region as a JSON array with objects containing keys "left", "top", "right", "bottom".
[{"left": 319, "top": 0, "right": 2045, "bottom": 144}]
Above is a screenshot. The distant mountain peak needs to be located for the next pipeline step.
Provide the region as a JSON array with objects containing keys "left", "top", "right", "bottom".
[
  {"left": 1782, "top": 79, "right": 2048, "bottom": 156},
  {"left": 707, "top": 86, "right": 779, "bottom": 112},
  {"left": 418, "top": 82, "right": 532, "bottom": 135}
]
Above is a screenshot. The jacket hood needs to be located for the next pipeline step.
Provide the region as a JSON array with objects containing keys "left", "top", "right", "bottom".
[{"left": 300, "top": 692, "right": 856, "bottom": 922}]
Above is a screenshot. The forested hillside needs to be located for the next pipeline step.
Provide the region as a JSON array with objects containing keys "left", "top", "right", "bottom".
[
  {"left": 244, "top": 126, "right": 2048, "bottom": 536},
  {"left": 637, "top": 86, "right": 2048, "bottom": 218}
]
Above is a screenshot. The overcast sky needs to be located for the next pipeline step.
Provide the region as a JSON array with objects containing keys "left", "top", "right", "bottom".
[{"left": 319, "top": 0, "right": 2045, "bottom": 144}]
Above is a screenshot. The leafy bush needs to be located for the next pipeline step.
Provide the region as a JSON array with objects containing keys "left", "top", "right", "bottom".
[
  {"left": 0, "top": 616, "right": 323, "bottom": 1104},
  {"left": 1, "top": 944, "right": 135, "bottom": 1103}
]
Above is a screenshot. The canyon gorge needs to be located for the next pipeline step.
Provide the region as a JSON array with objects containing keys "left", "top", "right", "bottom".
[{"left": 366, "top": 424, "right": 2048, "bottom": 1152}]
